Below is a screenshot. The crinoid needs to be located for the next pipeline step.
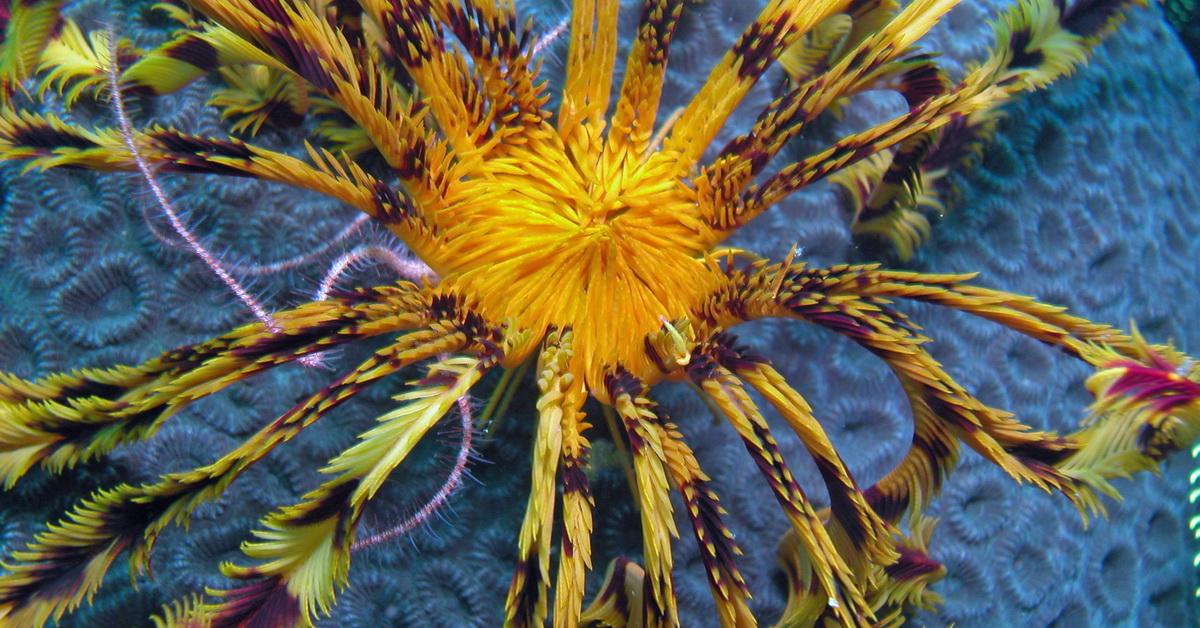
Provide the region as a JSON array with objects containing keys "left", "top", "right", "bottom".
[{"left": 1, "top": 0, "right": 1199, "bottom": 626}]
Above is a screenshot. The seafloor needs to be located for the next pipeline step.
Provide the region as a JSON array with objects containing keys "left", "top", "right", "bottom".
[{"left": 1, "top": 0, "right": 1198, "bottom": 626}]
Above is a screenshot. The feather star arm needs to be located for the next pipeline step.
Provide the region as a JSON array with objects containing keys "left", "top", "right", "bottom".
[
  {"left": 0, "top": 325, "right": 466, "bottom": 628},
  {"left": 0, "top": 284, "right": 430, "bottom": 488}
]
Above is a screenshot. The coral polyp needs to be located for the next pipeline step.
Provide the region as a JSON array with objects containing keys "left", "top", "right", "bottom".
[{"left": 0, "top": 0, "right": 1198, "bottom": 626}]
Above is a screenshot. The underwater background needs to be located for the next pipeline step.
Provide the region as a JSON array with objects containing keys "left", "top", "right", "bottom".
[{"left": 1, "top": 0, "right": 1198, "bottom": 625}]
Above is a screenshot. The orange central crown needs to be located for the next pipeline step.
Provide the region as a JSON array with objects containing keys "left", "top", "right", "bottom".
[{"left": 427, "top": 134, "right": 722, "bottom": 387}]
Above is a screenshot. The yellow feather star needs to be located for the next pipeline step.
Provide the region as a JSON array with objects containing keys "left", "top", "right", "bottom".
[{"left": 0, "top": 0, "right": 1193, "bottom": 626}]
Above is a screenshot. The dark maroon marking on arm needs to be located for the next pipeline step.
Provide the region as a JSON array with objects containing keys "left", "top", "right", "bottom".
[
  {"left": 844, "top": 46, "right": 874, "bottom": 76},
  {"left": 812, "top": 456, "right": 868, "bottom": 549},
  {"left": 331, "top": 0, "right": 365, "bottom": 49},
  {"left": 879, "top": 134, "right": 935, "bottom": 188},
  {"left": 805, "top": 310, "right": 873, "bottom": 339},
  {"left": 1005, "top": 438, "right": 1077, "bottom": 466},
  {"left": 622, "top": 416, "right": 646, "bottom": 454},
  {"left": 850, "top": 142, "right": 880, "bottom": 162},
  {"left": 709, "top": 331, "right": 769, "bottom": 371},
  {"left": 1006, "top": 28, "right": 1044, "bottom": 69},
  {"left": 1018, "top": 455, "right": 1071, "bottom": 486},
  {"left": 371, "top": 181, "right": 415, "bottom": 224},
  {"left": 604, "top": 366, "right": 645, "bottom": 401},
  {"left": 1135, "top": 421, "right": 1184, "bottom": 460},
  {"left": 454, "top": 310, "right": 494, "bottom": 345},
  {"left": 149, "top": 129, "right": 254, "bottom": 160},
  {"left": 604, "top": 370, "right": 656, "bottom": 452},
  {"left": 740, "top": 419, "right": 806, "bottom": 518},
  {"left": 240, "top": 0, "right": 336, "bottom": 92},
  {"left": 680, "top": 478, "right": 744, "bottom": 591},
  {"left": 262, "top": 27, "right": 336, "bottom": 92},
  {"left": 594, "top": 558, "right": 635, "bottom": 618},
  {"left": 55, "top": 379, "right": 129, "bottom": 402},
  {"left": 207, "top": 576, "right": 303, "bottom": 628},
  {"left": 428, "top": 292, "right": 467, "bottom": 321},
  {"left": 50, "top": 404, "right": 166, "bottom": 449},
  {"left": 921, "top": 115, "right": 975, "bottom": 171},
  {"left": 390, "top": 135, "right": 429, "bottom": 181},
  {"left": 884, "top": 543, "right": 943, "bottom": 581},
  {"left": 924, "top": 394, "right": 978, "bottom": 435},
  {"left": 862, "top": 429, "right": 956, "bottom": 524},
  {"left": 0, "top": 490, "right": 165, "bottom": 611},
  {"left": 863, "top": 484, "right": 909, "bottom": 524},
  {"left": 562, "top": 532, "right": 574, "bottom": 558},
  {"left": 253, "top": 95, "right": 305, "bottom": 129},
  {"left": 561, "top": 452, "right": 595, "bottom": 563},
  {"left": 162, "top": 35, "right": 219, "bottom": 71},
  {"left": 1061, "top": 0, "right": 1132, "bottom": 38},
  {"left": 562, "top": 458, "right": 592, "bottom": 498},
  {"left": 683, "top": 348, "right": 720, "bottom": 382},
  {"left": 730, "top": 14, "right": 792, "bottom": 80},
  {"left": 417, "top": 369, "right": 463, "bottom": 388},
  {"left": 507, "top": 558, "right": 543, "bottom": 624},
  {"left": 867, "top": 298, "right": 922, "bottom": 337},
  {"left": 227, "top": 318, "right": 355, "bottom": 359},
  {"left": 913, "top": 427, "right": 955, "bottom": 479},
  {"left": 894, "top": 56, "right": 949, "bottom": 108},
  {"left": 643, "top": 336, "right": 673, "bottom": 375},
  {"left": 719, "top": 283, "right": 751, "bottom": 322},
  {"left": 2, "top": 120, "right": 98, "bottom": 151},
  {"left": 444, "top": 1, "right": 525, "bottom": 62},
  {"left": 287, "top": 481, "right": 358, "bottom": 527},
  {"left": 378, "top": 1, "right": 439, "bottom": 68},
  {"left": 636, "top": 0, "right": 686, "bottom": 65},
  {"left": 420, "top": 296, "right": 503, "bottom": 362}
]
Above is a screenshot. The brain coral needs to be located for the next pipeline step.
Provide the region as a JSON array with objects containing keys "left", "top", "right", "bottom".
[{"left": 0, "top": 0, "right": 1196, "bottom": 626}]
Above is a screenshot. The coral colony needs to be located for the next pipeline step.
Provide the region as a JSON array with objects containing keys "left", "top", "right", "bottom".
[{"left": 0, "top": 0, "right": 1198, "bottom": 626}]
